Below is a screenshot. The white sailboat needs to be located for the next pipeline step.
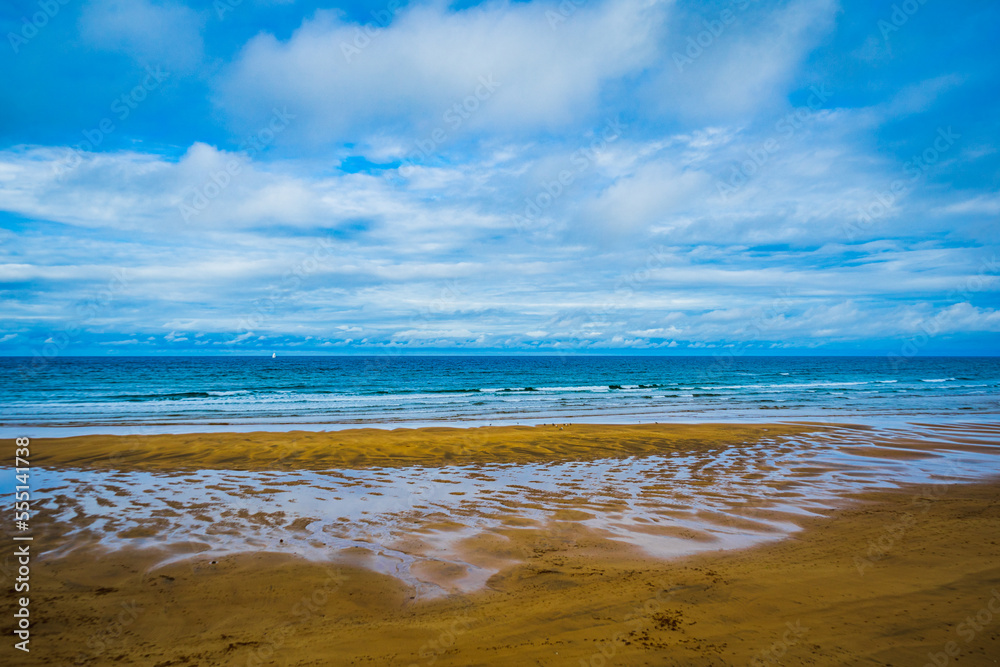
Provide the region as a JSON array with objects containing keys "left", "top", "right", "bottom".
[{"left": 271, "top": 352, "right": 276, "bottom": 359}]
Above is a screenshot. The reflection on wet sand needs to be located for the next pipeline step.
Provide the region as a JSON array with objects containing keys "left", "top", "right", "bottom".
[{"left": 31, "top": 422, "right": 1000, "bottom": 597}]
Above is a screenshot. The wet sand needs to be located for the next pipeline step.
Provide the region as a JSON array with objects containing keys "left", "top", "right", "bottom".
[
  {"left": 3, "top": 480, "right": 997, "bottom": 666},
  {"left": 30, "top": 423, "right": 817, "bottom": 471},
  {"left": 5, "top": 423, "right": 1000, "bottom": 665}
]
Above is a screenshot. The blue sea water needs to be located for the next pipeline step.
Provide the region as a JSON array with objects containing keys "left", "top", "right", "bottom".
[{"left": 1, "top": 356, "right": 998, "bottom": 433}]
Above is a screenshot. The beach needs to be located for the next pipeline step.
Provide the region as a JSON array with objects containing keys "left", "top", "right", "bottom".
[
  {"left": 7, "top": 0, "right": 1000, "bottom": 662},
  {"left": 5, "top": 422, "right": 1000, "bottom": 665}
]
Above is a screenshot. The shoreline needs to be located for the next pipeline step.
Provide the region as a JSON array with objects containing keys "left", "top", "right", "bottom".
[{"left": 6, "top": 410, "right": 1000, "bottom": 439}]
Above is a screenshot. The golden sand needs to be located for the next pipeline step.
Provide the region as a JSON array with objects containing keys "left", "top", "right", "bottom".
[
  {"left": 8, "top": 423, "right": 1000, "bottom": 665},
  {"left": 6, "top": 479, "right": 998, "bottom": 666},
  {"left": 31, "top": 423, "right": 819, "bottom": 471}
]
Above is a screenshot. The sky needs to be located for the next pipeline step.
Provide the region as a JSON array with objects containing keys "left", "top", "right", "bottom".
[{"left": 1, "top": 0, "right": 998, "bottom": 356}]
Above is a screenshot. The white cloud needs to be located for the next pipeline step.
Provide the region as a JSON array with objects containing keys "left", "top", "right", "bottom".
[
  {"left": 79, "top": 0, "right": 205, "bottom": 72},
  {"left": 584, "top": 160, "right": 713, "bottom": 235},
  {"left": 933, "top": 195, "right": 1000, "bottom": 216},
  {"left": 648, "top": 0, "right": 839, "bottom": 120},
  {"left": 877, "top": 74, "right": 966, "bottom": 119},
  {"left": 1, "top": 13, "right": 997, "bottom": 354},
  {"left": 216, "top": 0, "right": 664, "bottom": 145}
]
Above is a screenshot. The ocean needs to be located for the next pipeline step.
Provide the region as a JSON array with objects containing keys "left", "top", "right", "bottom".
[{"left": 2, "top": 355, "right": 998, "bottom": 434}]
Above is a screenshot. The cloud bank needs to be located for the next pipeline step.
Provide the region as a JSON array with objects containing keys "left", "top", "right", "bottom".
[{"left": 0, "top": 0, "right": 998, "bottom": 355}]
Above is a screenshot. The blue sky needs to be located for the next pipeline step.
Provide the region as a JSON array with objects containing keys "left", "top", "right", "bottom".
[{"left": 1, "top": 0, "right": 998, "bottom": 355}]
